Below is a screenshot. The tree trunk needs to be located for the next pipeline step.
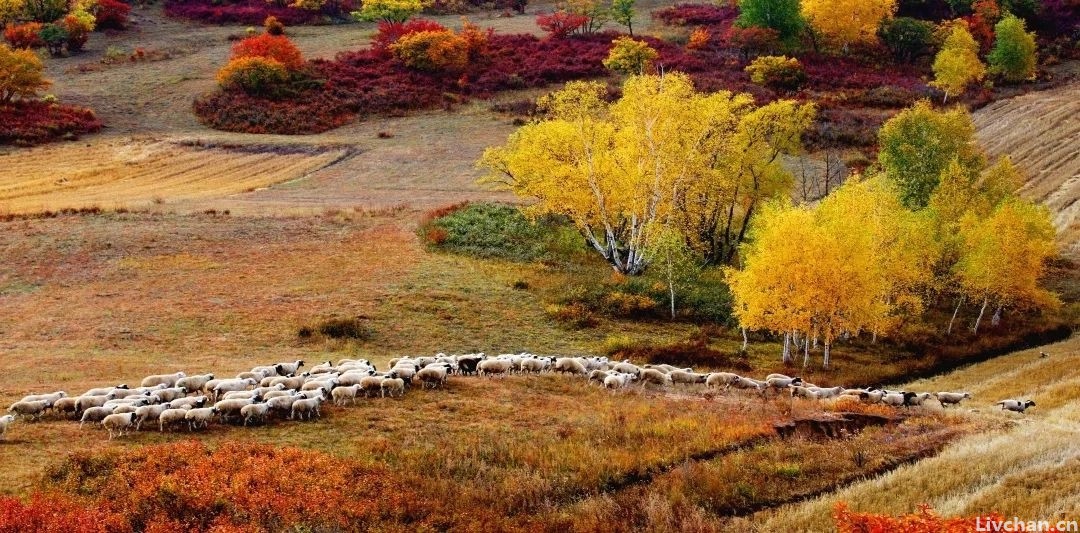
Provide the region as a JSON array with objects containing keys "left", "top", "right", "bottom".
[
  {"left": 823, "top": 341, "right": 831, "bottom": 370},
  {"left": 991, "top": 305, "right": 1002, "bottom": 327},
  {"left": 947, "top": 296, "right": 964, "bottom": 335},
  {"left": 802, "top": 335, "right": 810, "bottom": 367},
  {"left": 972, "top": 297, "right": 989, "bottom": 334},
  {"left": 741, "top": 328, "right": 748, "bottom": 352},
  {"left": 782, "top": 332, "right": 791, "bottom": 364},
  {"left": 668, "top": 281, "right": 676, "bottom": 320}
]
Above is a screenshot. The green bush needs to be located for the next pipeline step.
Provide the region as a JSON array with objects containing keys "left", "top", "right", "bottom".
[
  {"left": 419, "top": 202, "right": 584, "bottom": 263},
  {"left": 878, "top": 17, "right": 935, "bottom": 63}
]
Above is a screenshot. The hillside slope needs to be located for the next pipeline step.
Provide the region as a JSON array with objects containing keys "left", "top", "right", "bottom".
[{"left": 973, "top": 84, "right": 1079, "bottom": 257}]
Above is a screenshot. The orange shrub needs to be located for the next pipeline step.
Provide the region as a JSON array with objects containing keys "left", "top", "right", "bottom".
[
  {"left": 3, "top": 23, "right": 44, "bottom": 49},
  {"left": 231, "top": 33, "right": 303, "bottom": 71},
  {"left": 390, "top": 29, "right": 469, "bottom": 72},
  {"left": 834, "top": 502, "right": 1035, "bottom": 533},
  {"left": 458, "top": 18, "right": 491, "bottom": 61},
  {"left": 687, "top": 26, "right": 709, "bottom": 50},
  {"left": 263, "top": 15, "right": 285, "bottom": 35},
  {"left": 216, "top": 56, "right": 291, "bottom": 97}
]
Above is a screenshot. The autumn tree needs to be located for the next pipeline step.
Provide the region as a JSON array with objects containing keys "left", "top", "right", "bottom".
[
  {"left": 801, "top": 0, "right": 897, "bottom": 50},
  {"left": 352, "top": 0, "right": 428, "bottom": 24},
  {"left": 0, "top": 43, "right": 50, "bottom": 103},
  {"left": 735, "top": 0, "right": 804, "bottom": 43},
  {"left": 988, "top": 13, "right": 1037, "bottom": 82},
  {"left": 610, "top": 0, "right": 635, "bottom": 35},
  {"left": 877, "top": 101, "right": 985, "bottom": 209},
  {"left": 931, "top": 23, "right": 985, "bottom": 103},
  {"left": 602, "top": 36, "right": 657, "bottom": 74},
  {"left": 479, "top": 73, "right": 814, "bottom": 274},
  {"left": 647, "top": 225, "right": 698, "bottom": 319}
]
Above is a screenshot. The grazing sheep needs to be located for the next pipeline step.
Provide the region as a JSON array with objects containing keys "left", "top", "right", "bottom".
[
  {"left": 639, "top": 368, "right": 672, "bottom": 387},
  {"left": 151, "top": 387, "right": 187, "bottom": 404},
  {"left": 19, "top": 391, "right": 66, "bottom": 405},
  {"left": 996, "top": 399, "right": 1036, "bottom": 413},
  {"left": 212, "top": 378, "right": 258, "bottom": 401},
  {"left": 268, "top": 375, "right": 308, "bottom": 391},
  {"left": 296, "top": 390, "right": 328, "bottom": 400},
  {"left": 83, "top": 385, "right": 127, "bottom": 396},
  {"left": 519, "top": 358, "right": 547, "bottom": 374},
  {"left": 308, "top": 361, "right": 336, "bottom": 375},
  {"left": 266, "top": 394, "right": 301, "bottom": 415},
  {"left": 301, "top": 379, "right": 337, "bottom": 395},
  {"left": 337, "top": 370, "right": 376, "bottom": 388},
  {"left": 0, "top": 415, "right": 14, "bottom": 440},
  {"left": 705, "top": 372, "right": 739, "bottom": 390},
  {"left": 103, "top": 397, "right": 153, "bottom": 409},
  {"left": 588, "top": 369, "right": 613, "bottom": 386},
  {"left": 790, "top": 386, "right": 820, "bottom": 400},
  {"left": 102, "top": 413, "right": 138, "bottom": 440},
  {"left": 185, "top": 408, "right": 218, "bottom": 431},
  {"left": 456, "top": 355, "right": 484, "bottom": 376},
  {"left": 140, "top": 372, "right": 186, "bottom": 389},
  {"left": 765, "top": 376, "right": 804, "bottom": 392},
  {"left": 168, "top": 396, "right": 208, "bottom": 410},
  {"left": 158, "top": 408, "right": 191, "bottom": 432},
  {"left": 359, "top": 375, "right": 387, "bottom": 397},
  {"left": 241, "top": 403, "right": 272, "bottom": 426},
  {"left": 416, "top": 364, "right": 451, "bottom": 389},
  {"left": 669, "top": 370, "right": 707, "bottom": 387},
  {"left": 8, "top": 400, "right": 49, "bottom": 421},
  {"left": 935, "top": 392, "right": 971, "bottom": 408},
  {"left": 553, "top": 357, "right": 587, "bottom": 376},
  {"left": 290, "top": 397, "right": 323, "bottom": 420},
  {"left": 274, "top": 360, "right": 305, "bottom": 376},
  {"left": 134, "top": 404, "right": 171, "bottom": 431},
  {"left": 907, "top": 392, "right": 932, "bottom": 406},
  {"left": 111, "top": 405, "right": 139, "bottom": 415},
  {"left": 52, "top": 397, "right": 79, "bottom": 418},
  {"left": 611, "top": 362, "right": 641, "bottom": 377},
  {"left": 809, "top": 386, "right": 845, "bottom": 399},
  {"left": 478, "top": 359, "right": 513, "bottom": 377},
  {"left": 176, "top": 374, "right": 215, "bottom": 393},
  {"left": 214, "top": 399, "right": 256, "bottom": 423},
  {"left": 863, "top": 390, "right": 886, "bottom": 404},
  {"left": 80, "top": 406, "right": 117, "bottom": 427},
  {"left": 390, "top": 364, "right": 419, "bottom": 383},
  {"left": 380, "top": 377, "right": 406, "bottom": 398},
  {"left": 75, "top": 394, "right": 115, "bottom": 414},
  {"left": 331, "top": 385, "right": 363, "bottom": 406},
  {"left": 115, "top": 387, "right": 157, "bottom": 399},
  {"left": 604, "top": 372, "right": 636, "bottom": 390},
  {"left": 730, "top": 377, "right": 766, "bottom": 394}
]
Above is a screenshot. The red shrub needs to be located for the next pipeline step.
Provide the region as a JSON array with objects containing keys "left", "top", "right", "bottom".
[
  {"left": 371, "top": 18, "right": 448, "bottom": 51},
  {"left": 163, "top": 0, "right": 351, "bottom": 26},
  {"left": 652, "top": 3, "right": 737, "bottom": 27},
  {"left": 725, "top": 26, "right": 780, "bottom": 60},
  {"left": 0, "top": 101, "right": 103, "bottom": 146},
  {"left": 536, "top": 11, "right": 588, "bottom": 38},
  {"left": 95, "top": 0, "right": 131, "bottom": 30},
  {"left": 231, "top": 33, "right": 304, "bottom": 70},
  {"left": 3, "top": 22, "right": 44, "bottom": 49},
  {"left": 834, "top": 502, "right": 1039, "bottom": 533},
  {"left": 0, "top": 493, "right": 131, "bottom": 533}
]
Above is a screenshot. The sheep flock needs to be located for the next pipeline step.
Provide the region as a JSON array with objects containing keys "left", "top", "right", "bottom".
[{"left": 2, "top": 353, "right": 1031, "bottom": 441}]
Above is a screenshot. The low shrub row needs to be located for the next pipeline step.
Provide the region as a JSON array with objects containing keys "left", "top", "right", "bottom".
[{"left": 0, "top": 100, "right": 102, "bottom": 146}]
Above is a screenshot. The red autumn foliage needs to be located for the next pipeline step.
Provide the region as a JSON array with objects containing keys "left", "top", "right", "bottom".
[
  {"left": 371, "top": 18, "right": 448, "bottom": 52},
  {"left": 725, "top": 26, "right": 780, "bottom": 60},
  {"left": 231, "top": 33, "right": 304, "bottom": 70},
  {"left": 535, "top": 11, "right": 589, "bottom": 39},
  {"left": 95, "top": 0, "right": 131, "bottom": 30},
  {"left": 3, "top": 22, "right": 44, "bottom": 49},
  {"left": 833, "top": 502, "right": 1054, "bottom": 533},
  {"left": 12, "top": 440, "right": 454, "bottom": 532},
  {"left": 652, "top": 2, "right": 738, "bottom": 27},
  {"left": 965, "top": 0, "right": 1000, "bottom": 52},
  {"left": 0, "top": 101, "right": 103, "bottom": 146},
  {"left": 163, "top": 0, "right": 353, "bottom": 26}
]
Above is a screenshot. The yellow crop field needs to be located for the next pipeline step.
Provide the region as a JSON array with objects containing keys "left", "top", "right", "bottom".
[{"left": 0, "top": 140, "right": 348, "bottom": 214}]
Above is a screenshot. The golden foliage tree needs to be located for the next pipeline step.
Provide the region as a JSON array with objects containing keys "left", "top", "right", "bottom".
[
  {"left": 0, "top": 44, "right": 50, "bottom": 103},
  {"left": 801, "top": 0, "right": 897, "bottom": 50},
  {"left": 479, "top": 73, "right": 814, "bottom": 274},
  {"left": 931, "top": 23, "right": 986, "bottom": 103}
]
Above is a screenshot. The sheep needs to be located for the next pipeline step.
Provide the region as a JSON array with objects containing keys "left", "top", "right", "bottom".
[
  {"left": 261, "top": 390, "right": 293, "bottom": 400},
  {"left": 113, "top": 388, "right": 154, "bottom": 399},
  {"left": 290, "top": 397, "right": 323, "bottom": 420},
  {"left": 705, "top": 372, "right": 739, "bottom": 390},
  {"left": 764, "top": 376, "right": 804, "bottom": 392},
  {"left": 416, "top": 364, "right": 451, "bottom": 389},
  {"left": 168, "top": 396, "right": 208, "bottom": 410},
  {"left": 588, "top": 369, "right": 613, "bottom": 386},
  {"left": 111, "top": 405, "right": 139, "bottom": 415},
  {"left": 176, "top": 374, "right": 215, "bottom": 393},
  {"left": 456, "top": 355, "right": 484, "bottom": 376},
  {"left": 519, "top": 357, "right": 547, "bottom": 374},
  {"left": 103, "top": 397, "right": 153, "bottom": 409},
  {"left": 308, "top": 361, "right": 336, "bottom": 375},
  {"left": 935, "top": 392, "right": 971, "bottom": 408},
  {"left": 611, "top": 362, "right": 641, "bottom": 377},
  {"left": 214, "top": 398, "right": 256, "bottom": 423},
  {"left": 359, "top": 374, "right": 387, "bottom": 397},
  {"left": 604, "top": 372, "right": 636, "bottom": 390},
  {"left": 730, "top": 376, "right": 766, "bottom": 394},
  {"left": 907, "top": 392, "right": 933, "bottom": 406},
  {"left": 241, "top": 403, "right": 272, "bottom": 426},
  {"left": 158, "top": 408, "right": 190, "bottom": 432},
  {"left": 83, "top": 385, "right": 127, "bottom": 396},
  {"left": 75, "top": 393, "right": 118, "bottom": 414},
  {"left": 336, "top": 370, "right": 376, "bottom": 388},
  {"left": 185, "top": 408, "right": 218, "bottom": 431},
  {"left": 296, "top": 390, "right": 328, "bottom": 400},
  {"left": 765, "top": 373, "right": 793, "bottom": 381},
  {"left": 53, "top": 397, "right": 79, "bottom": 418},
  {"left": 414, "top": 356, "right": 438, "bottom": 368},
  {"left": 274, "top": 360, "right": 305, "bottom": 376},
  {"left": 268, "top": 374, "right": 308, "bottom": 391},
  {"left": 834, "top": 393, "right": 866, "bottom": 404},
  {"left": 0, "top": 415, "right": 14, "bottom": 441},
  {"left": 584, "top": 357, "right": 610, "bottom": 371},
  {"left": 881, "top": 392, "right": 916, "bottom": 407},
  {"left": 790, "top": 386, "right": 821, "bottom": 400},
  {"left": 996, "top": 399, "right": 1036, "bottom": 413},
  {"left": 102, "top": 413, "right": 138, "bottom": 440},
  {"left": 140, "top": 372, "right": 186, "bottom": 389},
  {"left": 808, "top": 386, "right": 845, "bottom": 399},
  {"left": 8, "top": 400, "right": 49, "bottom": 421},
  {"left": 150, "top": 387, "right": 188, "bottom": 404},
  {"left": 390, "top": 364, "right": 419, "bottom": 383},
  {"left": 212, "top": 378, "right": 258, "bottom": 401},
  {"left": 863, "top": 389, "right": 886, "bottom": 404},
  {"left": 670, "top": 370, "right": 708, "bottom": 387},
  {"left": 300, "top": 379, "right": 337, "bottom": 395},
  {"left": 266, "top": 394, "right": 301, "bottom": 416},
  {"left": 478, "top": 359, "right": 513, "bottom": 377},
  {"left": 553, "top": 357, "right": 587, "bottom": 376},
  {"left": 134, "top": 404, "right": 171, "bottom": 431},
  {"left": 331, "top": 385, "right": 363, "bottom": 406},
  {"left": 380, "top": 377, "right": 406, "bottom": 398},
  {"left": 19, "top": 391, "right": 66, "bottom": 405},
  {"left": 639, "top": 368, "right": 672, "bottom": 387},
  {"left": 80, "top": 406, "right": 117, "bottom": 427}
]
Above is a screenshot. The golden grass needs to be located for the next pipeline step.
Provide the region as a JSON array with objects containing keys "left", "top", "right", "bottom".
[
  {"left": 0, "top": 141, "right": 346, "bottom": 214},
  {"left": 758, "top": 335, "right": 1080, "bottom": 531}
]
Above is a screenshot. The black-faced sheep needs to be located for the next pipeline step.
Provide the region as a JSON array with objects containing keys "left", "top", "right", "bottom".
[{"left": 102, "top": 412, "right": 138, "bottom": 440}]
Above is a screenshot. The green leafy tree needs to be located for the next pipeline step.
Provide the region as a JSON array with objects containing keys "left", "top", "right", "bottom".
[
  {"left": 646, "top": 225, "right": 698, "bottom": 319},
  {"left": 879, "top": 16, "right": 935, "bottom": 63},
  {"left": 610, "top": 0, "right": 635, "bottom": 35},
  {"left": 931, "top": 23, "right": 985, "bottom": 103},
  {"left": 735, "top": 0, "right": 804, "bottom": 43},
  {"left": 988, "top": 13, "right": 1037, "bottom": 82}
]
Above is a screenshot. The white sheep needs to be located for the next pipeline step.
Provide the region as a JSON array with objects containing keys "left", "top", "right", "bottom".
[
  {"left": 8, "top": 400, "right": 49, "bottom": 421},
  {"left": 168, "top": 396, "right": 208, "bottom": 410},
  {"left": 416, "top": 364, "right": 451, "bottom": 389},
  {"left": 266, "top": 394, "right": 301, "bottom": 416},
  {"left": 176, "top": 374, "right": 215, "bottom": 393},
  {"left": 80, "top": 406, "right": 117, "bottom": 427},
  {"left": 0, "top": 415, "right": 14, "bottom": 440},
  {"left": 308, "top": 361, "right": 337, "bottom": 375},
  {"left": 290, "top": 397, "right": 323, "bottom": 420},
  {"left": 140, "top": 372, "right": 186, "bottom": 389},
  {"left": 996, "top": 399, "right": 1036, "bottom": 413},
  {"left": 241, "top": 403, "right": 272, "bottom": 426},
  {"left": 935, "top": 392, "right": 971, "bottom": 407},
  {"left": 705, "top": 372, "right": 739, "bottom": 390},
  {"left": 380, "top": 377, "right": 405, "bottom": 398},
  {"left": 151, "top": 387, "right": 187, "bottom": 404},
  {"left": 611, "top": 362, "right": 641, "bottom": 377},
  {"left": 881, "top": 392, "right": 913, "bottom": 407},
  {"left": 185, "top": 407, "right": 218, "bottom": 431},
  {"left": 588, "top": 369, "right": 613, "bottom": 386},
  {"left": 268, "top": 375, "right": 308, "bottom": 391},
  {"left": 102, "top": 413, "right": 138, "bottom": 440},
  {"left": 212, "top": 378, "right": 258, "bottom": 401},
  {"left": 790, "top": 386, "right": 820, "bottom": 400},
  {"left": 261, "top": 390, "right": 293, "bottom": 400},
  {"left": 669, "top": 370, "right": 707, "bottom": 387},
  {"left": 519, "top": 358, "right": 546, "bottom": 374},
  {"left": 638, "top": 368, "right": 672, "bottom": 387},
  {"left": 158, "top": 408, "right": 190, "bottom": 432},
  {"left": 134, "top": 404, "right": 171, "bottom": 431},
  {"left": 331, "top": 385, "right": 363, "bottom": 406},
  {"left": 359, "top": 375, "right": 386, "bottom": 397},
  {"left": 808, "top": 386, "right": 845, "bottom": 399},
  {"left": 730, "top": 376, "right": 766, "bottom": 394},
  {"left": 214, "top": 398, "right": 256, "bottom": 423},
  {"left": 553, "top": 357, "right": 587, "bottom": 376},
  {"left": 83, "top": 385, "right": 127, "bottom": 396},
  {"left": 19, "top": 391, "right": 66, "bottom": 405},
  {"left": 478, "top": 359, "right": 513, "bottom": 377},
  {"left": 604, "top": 372, "right": 636, "bottom": 390},
  {"left": 765, "top": 376, "right": 804, "bottom": 392},
  {"left": 907, "top": 392, "right": 932, "bottom": 406},
  {"left": 53, "top": 397, "right": 80, "bottom": 418}
]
